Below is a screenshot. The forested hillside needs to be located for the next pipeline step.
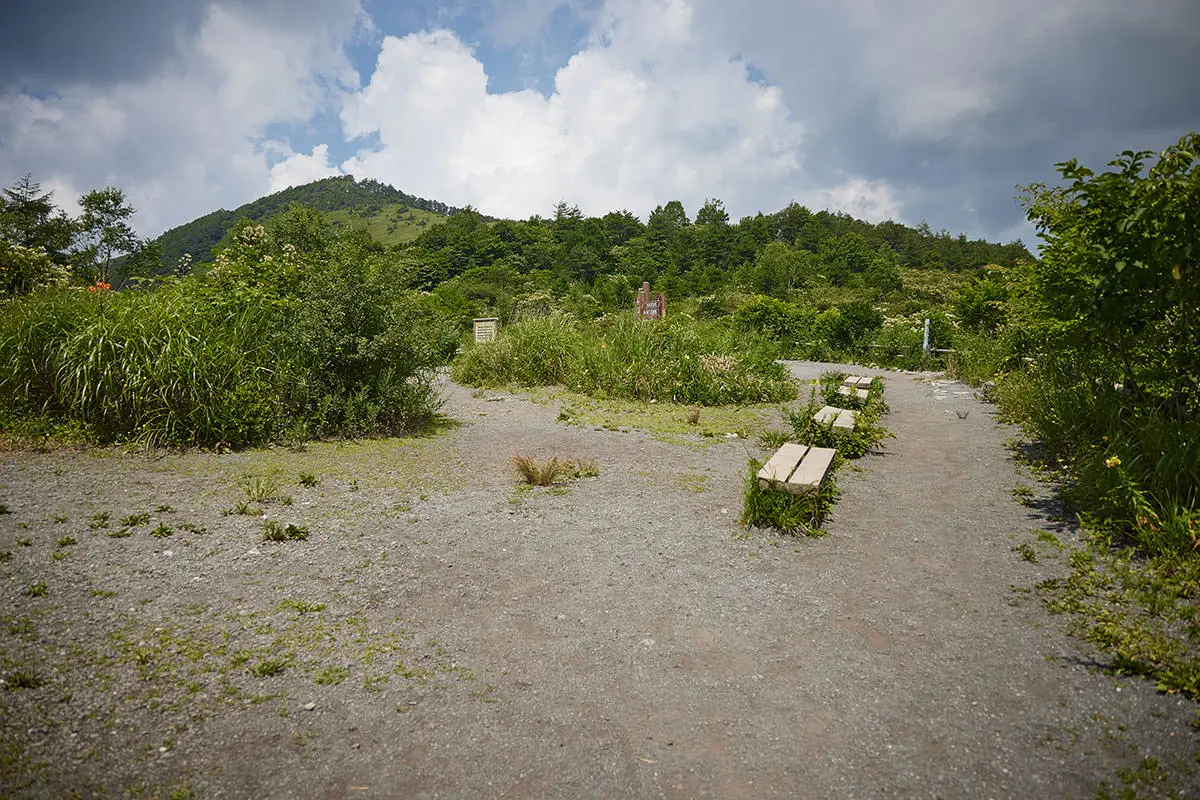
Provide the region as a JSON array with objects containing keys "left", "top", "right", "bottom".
[{"left": 153, "top": 175, "right": 479, "bottom": 268}]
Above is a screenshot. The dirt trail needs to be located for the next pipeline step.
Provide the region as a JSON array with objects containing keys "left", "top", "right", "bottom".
[{"left": 1, "top": 365, "right": 1196, "bottom": 798}]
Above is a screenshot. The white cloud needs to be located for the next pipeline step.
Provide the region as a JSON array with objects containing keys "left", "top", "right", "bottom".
[
  {"left": 269, "top": 145, "right": 344, "bottom": 193},
  {"left": 339, "top": 0, "right": 890, "bottom": 223},
  {"left": 0, "top": 1, "right": 364, "bottom": 236},
  {"left": 807, "top": 179, "right": 902, "bottom": 224}
]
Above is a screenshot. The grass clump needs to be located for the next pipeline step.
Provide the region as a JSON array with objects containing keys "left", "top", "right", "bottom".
[
  {"left": 250, "top": 657, "right": 291, "bottom": 678},
  {"left": 453, "top": 313, "right": 796, "bottom": 405},
  {"left": 120, "top": 512, "right": 150, "bottom": 527},
  {"left": 741, "top": 460, "right": 838, "bottom": 536},
  {"left": 241, "top": 474, "right": 280, "bottom": 503},
  {"left": 55, "top": 535, "right": 76, "bottom": 548},
  {"left": 4, "top": 668, "right": 45, "bottom": 690},
  {"left": 511, "top": 454, "right": 600, "bottom": 486},
  {"left": 277, "top": 598, "right": 325, "bottom": 614},
  {"left": 298, "top": 472, "right": 318, "bottom": 487},
  {"left": 262, "top": 520, "right": 308, "bottom": 542},
  {"left": 314, "top": 666, "right": 349, "bottom": 686},
  {"left": 150, "top": 522, "right": 173, "bottom": 538},
  {"left": 88, "top": 511, "right": 110, "bottom": 529},
  {"left": 25, "top": 582, "right": 48, "bottom": 598}
]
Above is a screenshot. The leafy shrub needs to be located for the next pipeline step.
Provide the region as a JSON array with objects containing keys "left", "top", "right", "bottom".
[{"left": 0, "top": 215, "right": 455, "bottom": 447}]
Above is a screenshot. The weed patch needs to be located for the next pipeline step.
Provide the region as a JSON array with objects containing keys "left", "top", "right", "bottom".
[
  {"left": 262, "top": 520, "right": 309, "bottom": 542},
  {"left": 4, "top": 668, "right": 44, "bottom": 690},
  {"left": 511, "top": 454, "right": 600, "bottom": 487},
  {"left": 741, "top": 460, "right": 838, "bottom": 537},
  {"left": 277, "top": 599, "right": 325, "bottom": 614},
  {"left": 1037, "top": 524, "right": 1200, "bottom": 702},
  {"left": 314, "top": 666, "right": 348, "bottom": 686}
]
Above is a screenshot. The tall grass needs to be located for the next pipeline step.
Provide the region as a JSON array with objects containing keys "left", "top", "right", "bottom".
[
  {"left": 453, "top": 313, "right": 797, "bottom": 405},
  {"left": 0, "top": 286, "right": 284, "bottom": 445},
  {"left": 994, "top": 353, "right": 1200, "bottom": 555},
  {"left": 0, "top": 259, "right": 451, "bottom": 447}
]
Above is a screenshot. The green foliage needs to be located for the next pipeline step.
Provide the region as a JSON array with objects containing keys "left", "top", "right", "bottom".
[
  {"left": 740, "top": 459, "right": 838, "bottom": 536},
  {"left": 250, "top": 656, "right": 291, "bottom": 677},
  {"left": 0, "top": 174, "right": 73, "bottom": 269},
  {"left": 1039, "top": 538, "right": 1200, "bottom": 703},
  {"left": 785, "top": 381, "right": 892, "bottom": 460},
  {"left": 1021, "top": 133, "right": 1200, "bottom": 411},
  {"left": 730, "top": 295, "right": 816, "bottom": 349},
  {"left": 154, "top": 174, "right": 467, "bottom": 268},
  {"left": 0, "top": 216, "right": 454, "bottom": 447},
  {"left": 453, "top": 313, "right": 796, "bottom": 405},
  {"left": 314, "top": 666, "right": 349, "bottom": 685},
  {"left": 73, "top": 187, "right": 137, "bottom": 284},
  {"left": 262, "top": 520, "right": 308, "bottom": 542}
]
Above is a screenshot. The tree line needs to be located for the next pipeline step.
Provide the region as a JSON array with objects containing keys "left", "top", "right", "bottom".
[{"left": 0, "top": 175, "right": 159, "bottom": 294}]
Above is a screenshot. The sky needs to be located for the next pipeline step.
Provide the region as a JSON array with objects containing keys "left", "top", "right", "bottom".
[{"left": 1, "top": 0, "right": 1198, "bottom": 247}]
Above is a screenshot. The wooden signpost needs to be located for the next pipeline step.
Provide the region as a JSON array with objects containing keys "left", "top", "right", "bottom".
[
  {"left": 473, "top": 318, "right": 499, "bottom": 343},
  {"left": 635, "top": 282, "right": 666, "bottom": 320}
]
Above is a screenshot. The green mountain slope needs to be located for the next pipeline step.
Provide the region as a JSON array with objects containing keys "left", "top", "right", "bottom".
[
  {"left": 324, "top": 203, "right": 446, "bottom": 246},
  {"left": 154, "top": 175, "right": 471, "bottom": 268}
]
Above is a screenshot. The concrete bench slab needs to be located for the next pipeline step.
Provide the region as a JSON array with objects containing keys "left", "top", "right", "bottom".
[
  {"left": 832, "top": 408, "right": 858, "bottom": 430},
  {"left": 837, "top": 386, "right": 869, "bottom": 401},
  {"left": 757, "top": 443, "right": 836, "bottom": 495},
  {"left": 814, "top": 405, "right": 859, "bottom": 431}
]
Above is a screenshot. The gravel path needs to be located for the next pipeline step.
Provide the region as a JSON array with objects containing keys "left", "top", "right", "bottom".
[{"left": 1, "top": 364, "right": 1196, "bottom": 798}]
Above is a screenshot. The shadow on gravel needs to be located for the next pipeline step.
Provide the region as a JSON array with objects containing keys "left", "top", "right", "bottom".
[{"left": 1023, "top": 497, "right": 1077, "bottom": 534}]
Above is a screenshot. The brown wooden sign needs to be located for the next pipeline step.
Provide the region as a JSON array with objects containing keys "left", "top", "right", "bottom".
[{"left": 635, "top": 282, "right": 665, "bottom": 320}]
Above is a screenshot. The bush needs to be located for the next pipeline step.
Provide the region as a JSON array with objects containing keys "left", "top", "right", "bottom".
[
  {"left": 453, "top": 313, "right": 796, "bottom": 405},
  {"left": 0, "top": 219, "right": 454, "bottom": 447}
]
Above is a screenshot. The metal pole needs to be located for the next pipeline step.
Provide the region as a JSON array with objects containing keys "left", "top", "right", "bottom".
[{"left": 922, "top": 318, "right": 931, "bottom": 354}]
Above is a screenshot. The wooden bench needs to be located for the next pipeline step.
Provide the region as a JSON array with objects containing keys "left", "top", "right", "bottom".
[
  {"left": 813, "top": 405, "right": 858, "bottom": 431},
  {"left": 757, "top": 443, "right": 837, "bottom": 495}
]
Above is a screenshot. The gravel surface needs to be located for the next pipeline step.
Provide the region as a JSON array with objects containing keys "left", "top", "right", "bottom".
[{"left": 1, "top": 363, "right": 1196, "bottom": 799}]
